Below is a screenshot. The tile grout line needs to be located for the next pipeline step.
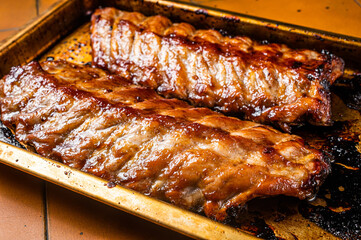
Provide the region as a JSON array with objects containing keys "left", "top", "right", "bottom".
[
  {"left": 354, "top": 0, "right": 361, "bottom": 8},
  {"left": 43, "top": 182, "right": 50, "bottom": 240},
  {"left": 36, "top": 0, "right": 40, "bottom": 16},
  {"left": 0, "top": 27, "right": 20, "bottom": 32}
]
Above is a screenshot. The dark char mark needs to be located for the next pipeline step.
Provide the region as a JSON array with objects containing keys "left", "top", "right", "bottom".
[
  {"left": 332, "top": 75, "right": 361, "bottom": 111},
  {"left": 0, "top": 121, "right": 25, "bottom": 149},
  {"left": 299, "top": 136, "right": 361, "bottom": 239}
]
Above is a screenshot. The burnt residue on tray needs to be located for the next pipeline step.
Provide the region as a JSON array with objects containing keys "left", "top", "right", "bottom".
[
  {"left": 299, "top": 135, "right": 361, "bottom": 239},
  {"left": 224, "top": 212, "right": 278, "bottom": 239},
  {"left": 332, "top": 75, "right": 361, "bottom": 111},
  {"left": 295, "top": 85, "right": 361, "bottom": 240},
  {"left": 0, "top": 121, "right": 24, "bottom": 149},
  {"left": 240, "top": 217, "right": 279, "bottom": 240},
  {"left": 225, "top": 195, "right": 304, "bottom": 239},
  {"left": 224, "top": 205, "right": 279, "bottom": 239}
]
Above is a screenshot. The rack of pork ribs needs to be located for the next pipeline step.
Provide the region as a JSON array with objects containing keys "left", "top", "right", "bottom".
[{"left": 0, "top": 8, "right": 346, "bottom": 222}]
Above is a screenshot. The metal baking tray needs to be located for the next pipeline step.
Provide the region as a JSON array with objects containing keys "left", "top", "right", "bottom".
[{"left": 0, "top": 0, "right": 360, "bottom": 239}]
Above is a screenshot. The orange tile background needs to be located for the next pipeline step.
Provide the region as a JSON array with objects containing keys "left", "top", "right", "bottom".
[
  {"left": 184, "top": 0, "right": 361, "bottom": 38},
  {"left": 0, "top": 0, "right": 59, "bottom": 42},
  {"left": 0, "top": 164, "right": 45, "bottom": 240},
  {"left": 0, "top": 0, "right": 360, "bottom": 239}
]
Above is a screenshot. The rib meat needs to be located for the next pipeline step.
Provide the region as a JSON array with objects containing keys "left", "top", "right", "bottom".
[
  {"left": 0, "top": 61, "right": 330, "bottom": 220},
  {"left": 91, "top": 8, "right": 344, "bottom": 129}
]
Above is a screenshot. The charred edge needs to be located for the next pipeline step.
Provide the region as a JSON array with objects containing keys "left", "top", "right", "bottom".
[{"left": 303, "top": 151, "right": 332, "bottom": 198}]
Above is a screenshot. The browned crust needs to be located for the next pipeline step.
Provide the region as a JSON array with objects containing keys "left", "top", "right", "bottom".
[
  {"left": 90, "top": 8, "right": 344, "bottom": 129},
  {"left": 0, "top": 61, "right": 330, "bottom": 220}
]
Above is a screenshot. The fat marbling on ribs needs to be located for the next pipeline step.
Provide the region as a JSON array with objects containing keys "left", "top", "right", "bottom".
[
  {"left": 91, "top": 8, "right": 344, "bottom": 130},
  {"left": 0, "top": 60, "right": 330, "bottom": 220}
]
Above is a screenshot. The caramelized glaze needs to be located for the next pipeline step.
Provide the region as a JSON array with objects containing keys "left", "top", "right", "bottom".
[
  {"left": 91, "top": 8, "right": 344, "bottom": 130},
  {"left": 0, "top": 61, "right": 330, "bottom": 220}
]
